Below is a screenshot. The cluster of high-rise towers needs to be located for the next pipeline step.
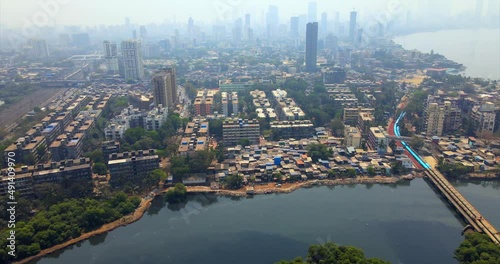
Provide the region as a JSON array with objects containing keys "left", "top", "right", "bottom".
[{"left": 302, "top": 3, "right": 359, "bottom": 73}]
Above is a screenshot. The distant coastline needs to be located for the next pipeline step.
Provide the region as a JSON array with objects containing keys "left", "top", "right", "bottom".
[
  {"left": 392, "top": 26, "right": 500, "bottom": 38},
  {"left": 394, "top": 28, "right": 500, "bottom": 80}
]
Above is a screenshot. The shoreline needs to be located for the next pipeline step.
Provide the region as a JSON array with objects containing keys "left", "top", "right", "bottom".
[
  {"left": 14, "top": 198, "right": 154, "bottom": 264},
  {"left": 15, "top": 172, "right": 497, "bottom": 264}
]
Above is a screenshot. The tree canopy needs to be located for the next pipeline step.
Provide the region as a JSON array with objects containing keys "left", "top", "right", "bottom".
[
  {"left": 225, "top": 174, "right": 244, "bottom": 190},
  {"left": 0, "top": 193, "right": 141, "bottom": 262},
  {"left": 307, "top": 143, "right": 333, "bottom": 162},
  {"left": 454, "top": 232, "right": 500, "bottom": 264},
  {"left": 276, "top": 242, "right": 390, "bottom": 264},
  {"left": 165, "top": 183, "right": 187, "bottom": 203}
]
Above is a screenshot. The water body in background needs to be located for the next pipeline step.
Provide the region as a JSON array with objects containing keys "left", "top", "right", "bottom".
[
  {"left": 452, "top": 180, "right": 500, "bottom": 230},
  {"left": 33, "top": 179, "right": 471, "bottom": 264},
  {"left": 394, "top": 29, "right": 500, "bottom": 80}
]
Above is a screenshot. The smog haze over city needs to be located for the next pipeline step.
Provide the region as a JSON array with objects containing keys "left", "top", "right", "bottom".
[{"left": 0, "top": 1, "right": 499, "bottom": 264}]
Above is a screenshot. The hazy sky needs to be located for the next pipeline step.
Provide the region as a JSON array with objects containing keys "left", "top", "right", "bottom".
[{"left": 0, "top": 0, "right": 489, "bottom": 28}]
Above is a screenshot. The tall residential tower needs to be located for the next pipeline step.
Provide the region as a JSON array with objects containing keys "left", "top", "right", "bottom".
[
  {"left": 349, "top": 11, "right": 357, "bottom": 42},
  {"left": 152, "top": 69, "right": 177, "bottom": 108},
  {"left": 121, "top": 40, "right": 144, "bottom": 80},
  {"left": 305, "top": 22, "right": 318, "bottom": 72},
  {"left": 103, "top": 41, "right": 119, "bottom": 74}
]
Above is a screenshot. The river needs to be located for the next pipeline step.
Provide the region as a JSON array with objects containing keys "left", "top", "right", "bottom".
[
  {"left": 30, "top": 178, "right": 499, "bottom": 264},
  {"left": 394, "top": 28, "right": 500, "bottom": 80}
]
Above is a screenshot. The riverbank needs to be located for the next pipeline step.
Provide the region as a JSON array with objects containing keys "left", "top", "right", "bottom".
[
  {"left": 464, "top": 172, "right": 500, "bottom": 180},
  {"left": 182, "top": 175, "right": 419, "bottom": 197},
  {"left": 14, "top": 174, "right": 420, "bottom": 264},
  {"left": 14, "top": 198, "right": 153, "bottom": 264}
]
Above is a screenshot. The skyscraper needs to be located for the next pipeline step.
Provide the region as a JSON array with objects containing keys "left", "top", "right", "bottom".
[
  {"left": 290, "top": 16, "right": 299, "bottom": 37},
  {"left": 320, "top": 12, "right": 328, "bottom": 37},
  {"left": 233, "top": 18, "right": 243, "bottom": 42},
  {"left": 121, "top": 40, "right": 144, "bottom": 80},
  {"left": 103, "top": 41, "right": 119, "bottom": 74},
  {"left": 152, "top": 73, "right": 168, "bottom": 108},
  {"left": 245, "top": 14, "right": 251, "bottom": 28},
  {"left": 299, "top": 14, "right": 307, "bottom": 34},
  {"left": 305, "top": 22, "right": 318, "bottom": 73},
  {"left": 475, "top": 0, "right": 484, "bottom": 20},
  {"left": 308, "top": 2, "right": 317, "bottom": 22},
  {"left": 356, "top": 29, "right": 363, "bottom": 46},
  {"left": 334, "top": 12, "right": 340, "bottom": 34},
  {"left": 124, "top": 17, "right": 131, "bottom": 31},
  {"left": 266, "top": 6, "right": 279, "bottom": 37},
  {"left": 188, "top": 17, "right": 194, "bottom": 39},
  {"left": 30, "top": 39, "right": 50, "bottom": 58},
  {"left": 152, "top": 68, "right": 177, "bottom": 108},
  {"left": 349, "top": 11, "right": 357, "bottom": 42},
  {"left": 139, "top": 26, "right": 147, "bottom": 40},
  {"left": 244, "top": 14, "right": 251, "bottom": 40}
]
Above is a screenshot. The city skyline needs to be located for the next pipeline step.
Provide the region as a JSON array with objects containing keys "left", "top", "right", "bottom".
[{"left": 0, "top": 0, "right": 493, "bottom": 28}]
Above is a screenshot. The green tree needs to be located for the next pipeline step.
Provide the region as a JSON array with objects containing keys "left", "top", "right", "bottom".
[
  {"left": 410, "top": 136, "right": 424, "bottom": 151},
  {"left": 238, "top": 138, "right": 251, "bottom": 147},
  {"left": 33, "top": 183, "right": 66, "bottom": 208},
  {"left": 165, "top": 183, "right": 187, "bottom": 203},
  {"left": 216, "top": 143, "right": 226, "bottom": 163},
  {"left": 307, "top": 143, "right": 333, "bottom": 162},
  {"left": 124, "top": 127, "right": 146, "bottom": 145},
  {"left": 169, "top": 156, "right": 190, "bottom": 182},
  {"left": 347, "top": 168, "right": 357, "bottom": 178},
  {"left": 330, "top": 118, "right": 345, "bottom": 137},
  {"left": 189, "top": 149, "right": 215, "bottom": 173},
  {"left": 145, "top": 169, "right": 167, "bottom": 188},
  {"left": 92, "top": 162, "right": 107, "bottom": 175},
  {"left": 391, "top": 161, "right": 408, "bottom": 175},
  {"left": 454, "top": 233, "right": 500, "bottom": 264},
  {"left": 86, "top": 149, "right": 105, "bottom": 163},
  {"left": 367, "top": 166, "right": 376, "bottom": 176},
  {"left": 273, "top": 172, "right": 284, "bottom": 182},
  {"left": 209, "top": 119, "right": 223, "bottom": 139},
  {"left": 225, "top": 174, "right": 244, "bottom": 189},
  {"left": 277, "top": 242, "right": 390, "bottom": 264}
]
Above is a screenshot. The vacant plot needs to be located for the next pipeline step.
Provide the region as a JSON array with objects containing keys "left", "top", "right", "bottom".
[{"left": 0, "top": 87, "right": 65, "bottom": 130}]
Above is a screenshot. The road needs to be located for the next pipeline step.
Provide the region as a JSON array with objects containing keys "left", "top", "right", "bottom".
[{"left": 177, "top": 85, "right": 191, "bottom": 118}]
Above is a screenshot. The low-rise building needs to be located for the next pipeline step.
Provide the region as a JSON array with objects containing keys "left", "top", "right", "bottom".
[
  {"left": 223, "top": 118, "right": 260, "bottom": 146},
  {"left": 108, "top": 150, "right": 159, "bottom": 188},
  {"left": 41, "top": 122, "right": 61, "bottom": 145},
  {"left": 471, "top": 102, "right": 496, "bottom": 133},
  {"left": 270, "top": 120, "right": 315, "bottom": 140},
  {"left": 102, "top": 141, "right": 121, "bottom": 161},
  {"left": 144, "top": 106, "right": 168, "bottom": 131},
  {"left": 0, "top": 158, "right": 92, "bottom": 197},
  {"left": 344, "top": 126, "right": 362, "bottom": 148},
  {"left": 194, "top": 90, "right": 216, "bottom": 116},
  {"left": 344, "top": 107, "right": 374, "bottom": 126},
  {"left": 368, "top": 126, "right": 388, "bottom": 154}
]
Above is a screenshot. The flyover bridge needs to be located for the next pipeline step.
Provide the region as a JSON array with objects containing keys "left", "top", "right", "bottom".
[
  {"left": 424, "top": 169, "right": 500, "bottom": 244},
  {"left": 394, "top": 112, "right": 500, "bottom": 244}
]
